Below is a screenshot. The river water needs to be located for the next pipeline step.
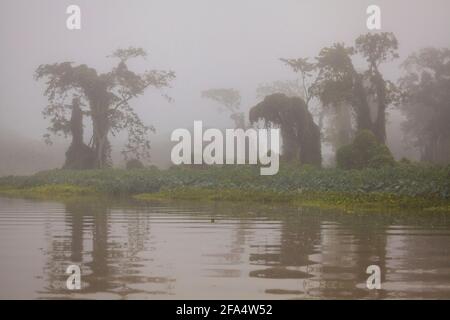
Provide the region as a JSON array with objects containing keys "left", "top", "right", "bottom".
[{"left": 0, "top": 196, "right": 449, "bottom": 299}]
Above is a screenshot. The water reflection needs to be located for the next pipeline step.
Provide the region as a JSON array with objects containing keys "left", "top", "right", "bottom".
[{"left": 0, "top": 196, "right": 449, "bottom": 299}]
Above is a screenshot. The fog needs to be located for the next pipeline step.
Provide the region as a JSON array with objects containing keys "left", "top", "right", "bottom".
[{"left": 1, "top": 0, "right": 450, "bottom": 174}]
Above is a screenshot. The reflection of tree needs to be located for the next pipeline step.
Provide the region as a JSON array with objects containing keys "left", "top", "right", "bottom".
[
  {"left": 352, "top": 218, "right": 388, "bottom": 298},
  {"left": 221, "top": 203, "right": 248, "bottom": 266},
  {"left": 68, "top": 201, "right": 83, "bottom": 263},
  {"left": 37, "top": 198, "right": 450, "bottom": 299},
  {"left": 40, "top": 200, "right": 112, "bottom": 294},
  {"left": 310, "top": 215, "right": 389, "bottom": 299},
  {"left": 247, "top": 209, "right": 392, "bottom": 299},
  {"left": 88, "top": 201, "right": 110, "bottom": 292},
  {"left": 39, "top": 198, "right": 183, "bottom": 298},
  {"left": 40, "top": 199, "right": 152, "bottom": 296},
  {"left": 249, "top": 210, "right": 321, "bottom": 280},
  {"left": 125, "top": 209, "right": 151, "bottom": 259}
]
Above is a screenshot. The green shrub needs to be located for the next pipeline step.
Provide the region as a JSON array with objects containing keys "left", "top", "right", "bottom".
[
  {"left": 126, "top": 159, "right": 144, "bottom": 170},
  {"left": 336, "top": 130, "right": 395, "bottom": 169},
  {"left": 335, "top": 145, "right": 354, "bottom": 170},
  {"left": 400, "top": 157, "right": 412, "bottom": 165}
]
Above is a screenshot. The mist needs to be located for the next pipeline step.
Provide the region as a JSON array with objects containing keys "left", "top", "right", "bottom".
[{"left": 1, "top": 0, "right": 450, "bottom": 174}]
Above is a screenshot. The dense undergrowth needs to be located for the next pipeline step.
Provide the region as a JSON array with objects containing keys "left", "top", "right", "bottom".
[{"left": 0, "top": 164, "right": 449, "bottom": 211}]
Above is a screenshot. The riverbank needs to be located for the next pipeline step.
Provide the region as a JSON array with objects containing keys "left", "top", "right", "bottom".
[{"left": 0, "top": 164, "right": 449, "bottom": 212}]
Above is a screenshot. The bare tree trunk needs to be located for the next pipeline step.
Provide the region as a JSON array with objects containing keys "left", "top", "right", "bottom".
[
  {"left": 372, "top": 70, "right": 387, "bottom": 144},
  {"left": 64, "top": 98, "right": 95, "bottom": 169},
  {"left": 352, "top": 73, "right": 373, "bottom": 133},
  {"left": 335, "top": 102, "right": 353, "bottom": 149},
  {"left": 91, "top": 102, "right": 111, "bottom": 169}
]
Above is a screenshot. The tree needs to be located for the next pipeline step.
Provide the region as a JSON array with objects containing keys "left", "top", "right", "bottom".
[
  {"left": 63, "top": 97, "right": 94, "bottom": 169},
  {"left": 313, "top": 43, "right": 362, "bottom": 149},
  {"left": 201, "top": 88, "right": 245, "bottom": 128},
  {"left": 312, "top": 33, "right": 399, "bottom": 144},
  {"left": 355, "top": 32, "right": 399, "bottom": 143},
  {"left": 35, "top": 47, "right": 175, "bottom": 168},
  {"left": 249, "top": 93, "right": 321, "bottom": 166},
  {"left": 256, "top": 80, "right": 304, "bottom": 100},
  {"left": 280, "top": 45, "right": 370, "bottom": 151},
  {"left": 336, "top": 130, "right": 395, "bottom": 170},
  {"left": 398, "top": 47, "right": 450, "bottom": 164},
  {"left": 279, "top": 58, "right": 316, "bottom": 108},
  {"left": 258, "top": 58, "right": 331, "bottom": 147}
]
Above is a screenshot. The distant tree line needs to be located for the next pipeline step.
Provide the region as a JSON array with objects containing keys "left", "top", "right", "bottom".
[
  {"left": 35, "top": 34, "right": 450, "bottom": 170},
  {"left": 255, "top": 32, "right": 450, "bottom": 167}
]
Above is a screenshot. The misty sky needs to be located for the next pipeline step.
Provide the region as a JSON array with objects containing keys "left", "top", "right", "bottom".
[{"left": 1, "top": 0, "right": 450, "bottom": 142}]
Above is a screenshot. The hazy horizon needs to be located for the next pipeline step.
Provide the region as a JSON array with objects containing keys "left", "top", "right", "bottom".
[{"left": 1, "top": 0, "right": 449, "bottom": 173}]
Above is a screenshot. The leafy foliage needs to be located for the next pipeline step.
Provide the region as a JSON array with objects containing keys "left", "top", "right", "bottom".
[
  {"left": 126, "top": 159, "right": 144, "bottom": 170},
  {"left": 35, "top": 47, "right": 175, "bottom": 167},
  {"left": 398, "top": 47, "right": 450, "bottom": 164},
  {"left": 201, "top": 88, "right": 244, "bottom": 128},
  {"left": 1, "top": 164, "right": 448, "bottom": 203},
  {"left": 336, "top": 130, "right": 395, "bottom": 170},
  {"left": 279, "top": 57, "right": 316, "bottom": 106},
  {"left": 280, "top": 33, "right": 400, "bottom": 147},
  {"left": 355, "top": 32, "right": 399, "bottom": 68},
  {"left": 256, "top": 80, "right": 305, "bottom": 100},
  {"left": 249, "top": 94, "right": 322, "bottom": 165}
]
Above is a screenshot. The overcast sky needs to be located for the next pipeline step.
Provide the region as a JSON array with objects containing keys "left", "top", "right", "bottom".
[{"left": 1, "top": 0, "right": 450, "bottom": 140}]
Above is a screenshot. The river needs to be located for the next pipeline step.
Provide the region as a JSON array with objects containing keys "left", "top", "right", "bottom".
[{"left": 0, "top": 196, "right": 449, "bottom": 299}]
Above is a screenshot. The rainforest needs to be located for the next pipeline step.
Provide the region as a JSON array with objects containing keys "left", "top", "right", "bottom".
[{"left": 1, "top": 0, "right": 450, "bottom": 302}]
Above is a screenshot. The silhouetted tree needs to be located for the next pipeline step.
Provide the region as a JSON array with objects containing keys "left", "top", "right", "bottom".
[
  {"left": 64, "top": 97, "right": 94, "bottom": 169},
  {"left": 35, "top": 47, "right": 175, "bottom": 168},
  {"left": 201, "top": 88, "right": 245, "bottom": 128},
  {"left": 256, "top": 80, "right": 304, "bottom": 100},
  {"left": 398, "top": 47, "right": 450, "bottom": 164},
  {"left": 355, "top": 32, "right": 399, "bottom": 143},
  {"left": 336, "top": 130, "right": 395, "bottom": 169},
  {"left": 315, "top": 43, "right": 372, "bottom": 134},
  {"left": 249, "top": 93, "right": 321, "bottom": 166},
  {"left": 279, "top": 58, "right": 317, "bottom": 108},
  {"left": 282, "top": 33, "right": 399, "bottom": 147},
  {"left": 314, "top": 44, "right": 363, "bottom": 150}
]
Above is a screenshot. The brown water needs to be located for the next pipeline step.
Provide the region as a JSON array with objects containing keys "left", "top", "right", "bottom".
[{"left": 0, "top": 196, "right": 449, "bottom": 299}]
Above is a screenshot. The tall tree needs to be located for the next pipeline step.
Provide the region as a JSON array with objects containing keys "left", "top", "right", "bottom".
[
  {"left": 256, "top": 80, "right": 304, "bottom": 100},
  {"left": 201, "top": 88, "right": 244, "bottom": 128},
  {"left": 315, "top": 43, "right": 372, "bottom": 134},
  {"left": 271, "top": 58, "right": 329, "bottom": 142},
  {"left": 398, "top": 47, "right": 450, "bottom": 164},
  {"left": 312, "top": 33, "right": 399, "bottom": 144},
  {"left": 63, "top": 97, "right": 94, "bottom": 169},
  {"left": 249, "top": 93, "right": 321, "bottom": 166},
  {"left": 35, "top": 47, "right": 175, "bottom": 168},
  {"left": 279, "top": 58, "right": 317, "bottom": 108},
  {"left": 313, "top": 43, "right": 362, "bottom": 149},
  {"left": 355, "top": 32, "right": 399, "bottom": 143}
]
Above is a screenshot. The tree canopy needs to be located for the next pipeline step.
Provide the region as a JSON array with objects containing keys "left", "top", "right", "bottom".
[
  {"left": 201, "top": 88, "right": 245, "bottom": 128},
  {"left": 280, "top": 32, "right": 399, "bottom": 148},
  {"left": 398, "top": 47, "right": 450, "bottom": 164},
  {"left": 249, "top": 93, "right": 321, "bottom": 166},
  {"left": 35, "top": 47, "right": 175, "bottom": 168}
]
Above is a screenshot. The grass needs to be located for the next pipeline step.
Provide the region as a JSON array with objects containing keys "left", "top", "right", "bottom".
[
  {"left": 0, "top": 184, "right": 98, "bottom": 200},
  {"left": 133, "top": 187, "right": 449, "bottom": 212},
  {"left": 0, "top": 164, "right": 449, "bottom": 212}
]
